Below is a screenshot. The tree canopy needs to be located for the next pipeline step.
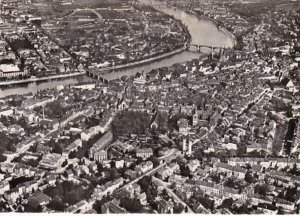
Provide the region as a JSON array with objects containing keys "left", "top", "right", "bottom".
[{"left": 112, "top": 111, "right": 150, "bottom": 135}]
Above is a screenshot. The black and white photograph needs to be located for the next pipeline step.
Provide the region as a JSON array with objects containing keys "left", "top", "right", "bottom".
[{"left": 0, "top": 0, "right": 299, "bottom": 214}]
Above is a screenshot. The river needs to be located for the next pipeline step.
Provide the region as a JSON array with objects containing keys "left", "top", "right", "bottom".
[{"left": 0, "top": 1, "right": 234, "bottom": 98}]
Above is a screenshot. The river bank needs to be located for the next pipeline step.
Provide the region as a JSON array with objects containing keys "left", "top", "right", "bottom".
[
  {"left": 0, "top": 71, "right": 86, "bottom": 87},
  {"left": 183, "top": 8, "right": 237, "bottom": 48},
  {"left": 0, "top": 46, "right": 188, "bottom": 86},
  {"left": 219, "top": 26, "right": 237, "bottom": 47},
  {"left": 0, "top": 2, "right": 234, "bottom": 98},
  {"left": 89, "top": 46, "right": 188, "bottom": 77}
]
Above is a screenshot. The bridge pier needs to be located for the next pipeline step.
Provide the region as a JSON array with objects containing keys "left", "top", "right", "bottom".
[
  {"left": 97, "top": 74, "right": 109, "bottom": 83},
  {"left": 191, "top": 44, "right": 226, "bottom": 54}
]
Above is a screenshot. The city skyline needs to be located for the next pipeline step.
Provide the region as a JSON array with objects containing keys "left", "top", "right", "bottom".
[{"left": 0, "top": 0, "right": 299, "bottom": 214}]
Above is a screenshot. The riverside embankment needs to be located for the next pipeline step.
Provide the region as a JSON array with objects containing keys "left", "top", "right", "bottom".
[{"left": 0, "top": 1, "right": 235, "bottom": 98}]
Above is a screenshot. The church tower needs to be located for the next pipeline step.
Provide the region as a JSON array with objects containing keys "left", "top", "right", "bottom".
[
  {"left": 182, "top": 138, "right": 187, "bottom": 153},
  {"left": 192, "top": 106, "right": 198, "bottom": 126},
  {"left": 187, "top": 139, "right": 192, "bottom": 156}
]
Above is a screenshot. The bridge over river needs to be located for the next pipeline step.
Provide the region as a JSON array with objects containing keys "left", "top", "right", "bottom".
[
  {"left": 189, "top": 43, "right": 226, "bottom": 51},
  {"left": 149, "top": 0, "right": 188, "bottom": 7},
  {"left": 0, "top": 0, "right": 235, "bottom": 98}
]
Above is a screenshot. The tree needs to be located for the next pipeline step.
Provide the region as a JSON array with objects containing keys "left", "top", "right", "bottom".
[
  {"left": 289, "top": 163, "right": 300, "bottom": 176},
  {"left": 0, "top": 155, "right": 6, "bottom": 162},
  {"left": 220, "top": 198, "right": 233, "bottom": 209},
  {"left": 64, "top": 190, "right": 80, "bottom": 205},
  {"left": 138, "top": 176, "right": 152, "bottom": 192},
  {"left": 108, "top": 168, "right": 120, "bottom": 181},
  {"left": 156, "top": 112, "right": 168, "bottom": 131},
  {"left": 170, "top": 182, "right": 176, "bottom": 189},
  {"left": 97, "top": 163, "right": 104, "bottom": 173},
  {"left": 52, "top": 142, "right": 62, "bottom": 154},
  {"left": 120, "top": 198, "right": 143, "bottom": 212},
  {"left": 46, "top": 101, "right": 66, "bottom": 119},
  {"left": 174, "top": 203, "right": 185, "bottom": 213},
  {"left": 234, "top": 203, "right": 249, "bottom": 214},
  {"left": 277, "top": 206, "right": 284, "bottom": 215},
  {"left": 286, "top": 110, "right": 293, "bottom": 118},
  {"left": 225, "top": 177, "right": 236, "bottom": 188},
  {"left": 237, "top": 144, "right": 246, "bottom": 156},
  {"left": 199, "top": 196, "right": 214, "bottom": 211},
  {"left": 120, "top": 75, "right": 128, "bottom": 82},
  {"left": 62, "top": 160, "right": 68, "bottom": 167},
  {"left": 7, "top": 98, "right": 23, "bottom": 107},
  {"left": 285, "top": 186, "right": 297, "bottom": 202},
  {"left": 194, "top": 148, "right": 204, "bottom": 161},
  {"left": 254, "top": 184, "right": 268, "bottom": 196},
  {"left": 161, "top": 189, "right": 169, "bottom": 199},
  {"left": 92, "top": 196, "right": 110, "bottom": 213},
  {"left": 135, "top": 72, "right": 141, "bottom": 78},
  {"left": 112, "top": 111, "right": 150, "bottom": 135},
  {"left": 69, "top": 151, "right": 77, "bottom": 159},
  {"left": 185, "top": 205, "right": 189, "bottom": 213},
  {"left": 180, "top": 165, "right": 192, "bottom": 178},
  {"left": 245, "top": 171, "right": 254, "bottom": 184},
  {"left": 27, "top": 159, "right": 39, "bottom": 167},
  {"left": 67, "top": 164, "right": 74, "bottom": 170},
  {"left": 24, "top": 199, "right": 42, "bottom": 212},
  {"left": 149, "top": 156, "right": 160, "bottom": 168},
  {"left": 47, "top": 195, "right": 65, "bottom": 211},
  {"left": 210, "top": 173, "right": 221, "bottom": 184},
  {"left": 110, "top": 160, "right": 116, "bottom": 168}
]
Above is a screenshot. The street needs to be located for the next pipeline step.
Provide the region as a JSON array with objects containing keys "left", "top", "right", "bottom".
[{"left": 152, "top": 176, "right": 195, "bottom": 213}]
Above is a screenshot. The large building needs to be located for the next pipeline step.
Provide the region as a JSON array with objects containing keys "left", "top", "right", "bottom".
[
  {"left": 101, "top": 199, "right": 127, "bottom": 214},
  {"left": 178, "top": 118, "right": 189, "bottom": 135},
  {"left": 0, "top": 64, "right": 27, "bottom": 78},
  {"left": 39, "top": 153, "right": 64, "bottom": 170},
  {"left": 94, "top": 150, "right": 108, "bottom": 162},
  {"left": 89, "top": 130, "right": 113, "bottom": 160},
  {"left": 136, "top": 148, "right": 153, "bottom": 160}
]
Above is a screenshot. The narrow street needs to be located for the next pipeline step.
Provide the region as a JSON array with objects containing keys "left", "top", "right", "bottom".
[
  {"left": 117, "top": 162, "right": 167, "bottom": 192},
  {"left": 152, "top": 176, "right": 195, "bottom": 213},
  {"left": 5, "top": 108, "right": 90, "bottom": 163}
]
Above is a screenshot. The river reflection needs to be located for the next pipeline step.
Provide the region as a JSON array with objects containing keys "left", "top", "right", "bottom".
[{"left": 0, "top": 1, "right": 233, "bottom": 98}]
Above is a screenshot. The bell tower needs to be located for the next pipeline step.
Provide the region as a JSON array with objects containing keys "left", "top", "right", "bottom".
[{"left": 192, "top": 106, "right": 198, "bottom": 126}]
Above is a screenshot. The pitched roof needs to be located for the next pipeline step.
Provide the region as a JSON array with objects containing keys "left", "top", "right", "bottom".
[{"left": 29, "top": 191, "right": 51, "bottom": 205}]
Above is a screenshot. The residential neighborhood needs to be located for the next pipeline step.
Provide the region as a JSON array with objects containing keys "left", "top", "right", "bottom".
[{"left": 0, "top": 0, "right": 300, "bottom": 214}]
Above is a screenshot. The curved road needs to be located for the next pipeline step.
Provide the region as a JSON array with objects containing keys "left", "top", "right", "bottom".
[
  {"left": 88, "top": 9, "right": 103, "bottom": 21},
  {"left": 68, "top": 8, "right": 103, "bottom": 21}
]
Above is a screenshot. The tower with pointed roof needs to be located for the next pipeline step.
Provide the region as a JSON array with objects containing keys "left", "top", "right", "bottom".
[
  {"left": 192, "top": 106, "right": 198, "bottom": 126},
  {"left": 182, "top": 137, "right": 187, "bottom": 153}
]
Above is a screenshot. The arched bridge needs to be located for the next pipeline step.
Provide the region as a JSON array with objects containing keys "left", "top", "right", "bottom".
[
  {"left": 149, "top": 2, "right": 167, "bottom": 8},
  {"left": 190, "top": 44, "right": 226, "bottom": 52},
  {"left": 86, "top": 70, "right": 111, "bottom": 83},
  {"left": 149, "top": 0, "right": 187, "bottom": 8}
]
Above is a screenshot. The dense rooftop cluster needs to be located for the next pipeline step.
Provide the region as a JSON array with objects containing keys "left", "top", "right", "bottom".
[
  {"left": 0, "top": 0, "right": 300, "bottom": 214},
  {"left": 0, "top": 0, "right": 189, "bottom": 81}
]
